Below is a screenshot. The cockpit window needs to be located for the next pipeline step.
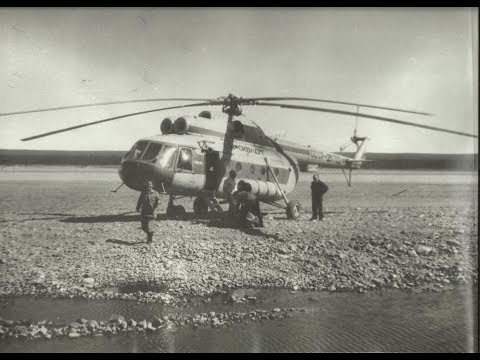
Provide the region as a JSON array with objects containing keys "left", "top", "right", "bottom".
[
  {"left": 177, "top": 148, "right": 193, "bottom": 171},
  {"left": 158, "top": 145, "right": 177, "bottom": 168},
  {"left": 141, "top": 143, "right": 163, "bottom": 162},
  {"left": 124, "top": 141, "right": 148, "bottom": 160}
]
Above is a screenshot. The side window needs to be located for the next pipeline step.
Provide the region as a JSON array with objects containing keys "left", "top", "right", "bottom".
[
  {"left": 177, "top": 148, "right": 193, "bottom": 171},
  {"left": 274, "top": 168, "right": 280, "bottom": 177},
  {"left": 158, "top": 146, "right": 177, "bottom": 168},
  {"left": 260, "top": 167, "right": 266, "bottom": 175},
  {"left": 250, "top": 164, "right": 256, "bottom": 174}
]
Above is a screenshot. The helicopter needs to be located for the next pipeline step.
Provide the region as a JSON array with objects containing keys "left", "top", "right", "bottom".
[{"left": 5, "top": 94, "right": 478, "bottom": 220}]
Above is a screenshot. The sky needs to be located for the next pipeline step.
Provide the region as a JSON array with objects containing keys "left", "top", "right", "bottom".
[{"left": 0, "top": 7, "right": 478, "bottom": 153}]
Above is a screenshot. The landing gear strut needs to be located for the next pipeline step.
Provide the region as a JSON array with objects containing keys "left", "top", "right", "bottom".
[
  {"left": 264, "top": 158, "right": 301, "bottom": 220},
  {"left": 166, "top": 195, "right": 186, "bottom": 219}
]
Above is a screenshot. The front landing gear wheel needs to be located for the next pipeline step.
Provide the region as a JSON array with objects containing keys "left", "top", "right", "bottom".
[
  {"left": 286, "top": 200, "right": 301, "bottom": 220},
  {"left": 193, "top": 197, "right": 209, "bottom": 217}
]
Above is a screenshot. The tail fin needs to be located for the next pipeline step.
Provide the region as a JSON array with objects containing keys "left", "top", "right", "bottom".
[
  {"left": 341, "top": 137, "right": 371, "bottom": 186},
  {"left": 353, "top": 137, "right": 369, "bottom": 160},
  {"left": 346, "top": 137, "right": 370, "bottom": 169}
]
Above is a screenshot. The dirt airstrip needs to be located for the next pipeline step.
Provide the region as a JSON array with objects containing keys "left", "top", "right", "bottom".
[
  {"left": 0, "top": 167, "right": 477, "bottom": 339},
  {"left": 0, "top": 167, "right": 477, "bottom": 304}
]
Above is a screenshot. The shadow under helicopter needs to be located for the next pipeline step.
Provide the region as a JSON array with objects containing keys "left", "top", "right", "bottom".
[
  {"left": 60, "top": 211, "right": 283, "bottom": 240},
  {"left": 61, "top": 213, "right": 140, "bottom": 223},
  {"left": 60, "top": 211, "right": 218, "bottom": 224},
  {"left": 189, "top": 216, "right": 284, "bottom": 241}
]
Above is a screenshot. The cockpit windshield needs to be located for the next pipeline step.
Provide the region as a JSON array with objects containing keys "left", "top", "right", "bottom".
[
  {"left": 141, "top": 143, "right": 163, "bottom": 162},
  {"left": 124, "top": 141, "right": 148, "bottom": 161},
  {"left": 123, "top": 141, "right": 178, "bottom": 168}
]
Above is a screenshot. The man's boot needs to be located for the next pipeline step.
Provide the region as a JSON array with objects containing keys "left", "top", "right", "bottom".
[{"left": 147, "top": 232, "right": 153, "bottom": 243}]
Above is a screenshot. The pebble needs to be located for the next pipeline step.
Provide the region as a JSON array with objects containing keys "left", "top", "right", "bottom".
[
  {"left": 446, "top": 240, "right": 460, "bottom": 247},
  {"left": 407, "top": 250, "right": 418, "bottom": 257},
  {"left": 416, "top": 245, "right": 433, "bottom": 255}
]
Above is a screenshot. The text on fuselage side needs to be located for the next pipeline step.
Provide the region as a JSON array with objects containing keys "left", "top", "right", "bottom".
[
  {"left": 309, "top": 150, "right": 346, "bottom": 165},
  {"left": 233, "top": 144, "right": 264, "bottom": 155}
]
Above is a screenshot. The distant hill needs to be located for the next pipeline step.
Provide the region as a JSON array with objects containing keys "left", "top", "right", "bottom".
[
  {"left": 335, "top": 152, "right": 478, "bottom": 171},
  {"left": 0, "top": 149, "right": 124, "bottom": 167},
  {"left": 0, "top": 149, "right": 477, "bottom": 171}
]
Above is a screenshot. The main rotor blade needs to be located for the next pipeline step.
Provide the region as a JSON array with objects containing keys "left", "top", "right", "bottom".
[
  {"left": 246, "top": 97, "right": 432, "bottom": 116},
  {"left": 2, "top": 98, "right": 215, "bottom": 118},
  {"left": 254, "top": 102, "right": 478, "bottom": 138},
  {"left": 21, "top": 102, "right": 212, "bottom": 141}
]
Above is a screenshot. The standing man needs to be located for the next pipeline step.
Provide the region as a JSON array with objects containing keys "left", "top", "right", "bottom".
[
  {"left": 136, "top": 179, "right": 161, "bottom": 243},
  {"left": 310, "top": 174, "right": 328, "bottom": 221},
  {"left": 223, "top": 170, "right": 237, "bottom": 215}
]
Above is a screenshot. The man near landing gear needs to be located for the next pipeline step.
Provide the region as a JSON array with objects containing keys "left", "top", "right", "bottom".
[
  {"left": 310, "top": 174, "right": 328, "bottom": 221},
  {"left": 223, "top": 170, "right": 238, "bottom": 215},
  {"left": 136, "top": 179, "right": 160, "bottom": 243}
]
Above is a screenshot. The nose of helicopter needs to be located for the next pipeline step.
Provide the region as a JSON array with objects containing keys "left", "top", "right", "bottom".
[{"left": 119, "top": 161, "right": 156, "bottom": 191}]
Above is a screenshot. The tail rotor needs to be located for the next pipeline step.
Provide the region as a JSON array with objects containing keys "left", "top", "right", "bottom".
[{"left": 340, "top": 106, "right": 361, "bottom": 152}]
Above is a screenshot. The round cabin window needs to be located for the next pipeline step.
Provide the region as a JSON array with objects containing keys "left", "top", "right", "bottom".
[
  {"left": 250, "top": 164, "right": 256, "bottom": 174},
  {"left": 274, "top": 168, "right": 280, "bottom": 177},
  {"left": 235, "top": 162, "right": 242, "bottom": 173},
  {"left": 260, "top": 167, "right": 266, "bottom": 175}
]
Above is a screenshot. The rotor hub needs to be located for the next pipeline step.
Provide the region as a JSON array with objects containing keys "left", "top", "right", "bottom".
[{"left": 218, "top": 93, "right": 256, "bottom": 117}]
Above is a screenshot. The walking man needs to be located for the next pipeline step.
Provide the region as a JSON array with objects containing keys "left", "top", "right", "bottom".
[
  {"left": 310, "top": 174, "right": 328, "bottom": 221},
  {"left": 136, "top": 179, "right": 160, "bottom": 243},
  {"left": 223, "top": 170, "right": 237, "bottom": 215}
]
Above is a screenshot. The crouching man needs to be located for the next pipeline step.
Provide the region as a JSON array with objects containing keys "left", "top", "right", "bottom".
[
  {"left": 136, "top": 179, "right": 160, "bottom": 243},
  {"left": 236, "top": 182, "right": 264, "bottom": 229}
]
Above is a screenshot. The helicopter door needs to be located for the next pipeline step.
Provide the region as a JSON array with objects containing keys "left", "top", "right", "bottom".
[{"left": 204, "top": 150, "right": 220, "bottom": 191}]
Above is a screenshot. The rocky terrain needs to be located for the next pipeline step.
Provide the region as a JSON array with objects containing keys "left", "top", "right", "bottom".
[
  {"left": 0, "top": 207, "right": 477, "bottom": 304},
  {"left": 0, "top": 168, "right": 477, "bottom": 341}
]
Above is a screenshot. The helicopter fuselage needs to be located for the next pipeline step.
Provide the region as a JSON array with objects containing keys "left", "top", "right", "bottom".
[{"left": 118, "top": 112, "right": 364, "bottom": 203}]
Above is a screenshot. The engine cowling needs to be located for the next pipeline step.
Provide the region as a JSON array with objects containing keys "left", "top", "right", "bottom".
[
  {"left": 160, "top": 117, "right": 174, "bottom": 134},
  {"left": 230, "top": 120, "right": 245, "bottom": 138},
  {"left": 173, "top": 117, "right": 189, "bottom": 135},
  {"left": 198, "top": 111, "right": 212, "bottom": 119}
]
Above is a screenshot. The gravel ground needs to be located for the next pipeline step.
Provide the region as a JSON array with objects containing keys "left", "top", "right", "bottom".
[{"left": 0, "top": 168, "right": 477, "bottom": 305}]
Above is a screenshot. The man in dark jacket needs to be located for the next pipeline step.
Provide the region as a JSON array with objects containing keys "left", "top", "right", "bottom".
[
  {"left": 136, "top": 179, "right": 161, "bottom": 243},
  {"left": 236, "top": 183, "right": 264, "bottom": 228},
  {"left": 310, "top": 174, "right": 328, "bottom": 221}
]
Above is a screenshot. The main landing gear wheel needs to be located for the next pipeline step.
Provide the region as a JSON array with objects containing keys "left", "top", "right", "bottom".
[
  {"left": 166, "top": 195, "right": 186, "bottom": 219},
  {"left": 286, "top": 200, "right": 301, "bottom": 220},
  {"left": 166, "top": 205, "right": 185, "bottom": 219},
  {"left": 174, "top": 205, "right": 186, "bottom": 218},
  {"left": 193, "top": 197, "right": 209, "bottom": 216}
]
